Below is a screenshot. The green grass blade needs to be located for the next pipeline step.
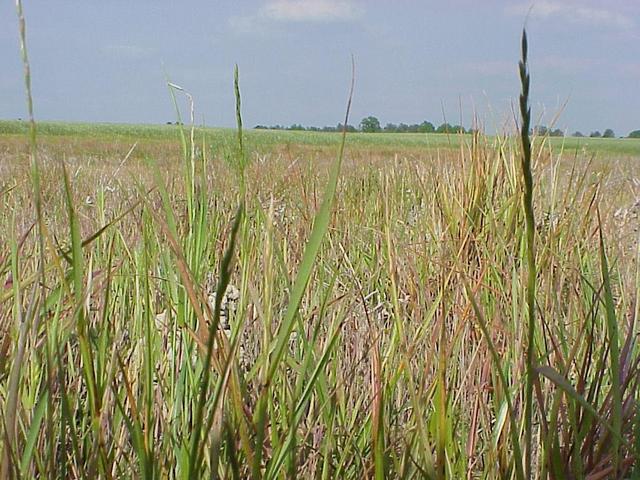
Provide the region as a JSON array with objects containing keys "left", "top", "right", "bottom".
[
  {"left": 266, "top": 58, "right": 355, "bottom": 382},
  {"left": 465, "top": 279, "right": 525, "bottom": 480},
  {"left": 597, "top": 211, "right": 622, "bottom": 471},
  {"left": 20, "top": 390, "right": 48, "bottom": 474},
  {"left": 535, "top": 365, "right": 628, "bottom": 448},
  {"left": 189, "top": 204, "right": 244, "bottom": 477}
]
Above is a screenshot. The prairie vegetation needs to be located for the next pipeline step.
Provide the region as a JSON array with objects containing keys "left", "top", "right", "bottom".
[
  {"left": 1, "top": 18, "right": 640, "bottom": 480},
  {"left": 2, "top": 120, "right": 639, "bottom": 157}
]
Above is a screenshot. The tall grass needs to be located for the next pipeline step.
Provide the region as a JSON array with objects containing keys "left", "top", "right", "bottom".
[
  {"left": 519, "top": 29, "right": 537, "bottom": 479},
  {"left": 1, "top": 9, "right": 640, "bottom": 480}
]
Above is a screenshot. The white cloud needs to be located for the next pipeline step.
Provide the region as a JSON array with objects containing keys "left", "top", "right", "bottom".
[
  {"left": 229, "top": 0, "right": 362, "bottom": 33},
  {"left": 506, "top": 1, "right": 634, "bottom": 29},
  {"left": 262, "top": 0, "right": 361, "bottom": 22}
]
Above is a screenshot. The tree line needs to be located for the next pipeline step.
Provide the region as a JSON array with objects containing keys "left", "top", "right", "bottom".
[
  {"left": 526, "top": 126, "right": 640, "bottom": 138},
  {"left": 254, "top": 116, "right": 470, "bottom": 134},
  {"left": 535, "top": 126, "right": 619, "bottom": 138},
  {"left": 254, "top": 117, "right": 640, "bottom": 138}
]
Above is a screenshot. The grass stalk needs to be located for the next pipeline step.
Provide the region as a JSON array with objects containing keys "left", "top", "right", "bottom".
[
  {"left": 2, "top": 3, "right": 46, "bottom": 478},
  {"left": 518, "top": 28, "right": 537, "bottom": 479}
]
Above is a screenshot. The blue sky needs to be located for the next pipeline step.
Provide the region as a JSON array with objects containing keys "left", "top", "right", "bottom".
[{"left": 1, "top": 1, "right": 639, "bottom": 135}]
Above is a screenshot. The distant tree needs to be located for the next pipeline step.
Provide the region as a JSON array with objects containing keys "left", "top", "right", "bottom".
[
  {"left": 628, "top": 130, "right": 640, "bottom": 138},
  {"left": 436, "top": 122, "right": 454, "bottom": 134},
  {"left": 534, "top": 125, "right": 549, "bottom": 136},
  {"left": 572, "top": 131, "right": 584, "bottom": 137},
  {"left": 434, "top": 123, "right": 465, "bottom": 134},
  {"left": 360, "top": 116, "right": 381, "bottom": 133},
  {"left": 337, "top": 123, "right": 357, "bottom": 133},
  {"left": 550, "top": 128, "right": 564, "bottom": 137},
  {"left": 602, "top": 128, "right": 615, "bottom": 138},
  {"left": 590, "top": 131, "right": 602, "bottom": 138},
  {"left": 253, "top": 119, "right": 468, "bottom": 134},
  {"left": 417, "top": 121, "right": 435, "bottom": 133}
]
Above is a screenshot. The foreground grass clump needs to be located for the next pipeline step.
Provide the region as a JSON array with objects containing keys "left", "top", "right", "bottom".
[{"left": 2, "top": 112, "right": 640, "bottom": 477}]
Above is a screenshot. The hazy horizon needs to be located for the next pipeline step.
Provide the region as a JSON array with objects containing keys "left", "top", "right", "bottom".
[{"left": 1, "top": 1, "right": 639, "bottom": 136}]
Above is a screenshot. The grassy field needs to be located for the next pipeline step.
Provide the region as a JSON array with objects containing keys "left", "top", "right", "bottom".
[
  {"left": 2, "top": 119, "right": 639, "bottom": 158},
  {"left": 2, "top": 113, "right": 640, "bottom": 478},
  {"left": 2, "top": 26, "right": 640, "bottom": 480}
]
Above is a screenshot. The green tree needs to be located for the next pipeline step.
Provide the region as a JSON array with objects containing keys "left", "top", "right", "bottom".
[
  {"left": 417, "top": 121, "right": 435, "bottom": 133},
  {"left": 590, "top": 131, "right": 602, "bottom": 138},
  {"left": 436, "top": 122, "right": 453, "bottom": 133},
  {"left": 435, "top": 123, "right": 466, "bottom": 134},
  {"left": 602, "top": 128, "right": 615, "bottom": 138},
  {"left": 628, "top": 130, "right": 640, "bottom": 138},
  {"left": 360, "top": 116, "right": 381, "bottom": 133}
]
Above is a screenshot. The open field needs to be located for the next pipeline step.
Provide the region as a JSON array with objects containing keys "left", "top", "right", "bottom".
[
  {"left": 1, "top": 112, "right": 640, "bottom": 478},
  {"left": 2, "top": 120, "right": 640, "bottom": 158}
]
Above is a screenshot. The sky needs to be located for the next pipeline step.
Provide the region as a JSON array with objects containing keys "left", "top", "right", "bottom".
[{"left": 1, "top": 0, "right": 639, "bottom": 135}]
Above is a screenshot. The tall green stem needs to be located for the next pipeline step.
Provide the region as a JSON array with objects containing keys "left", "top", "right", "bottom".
[{"left": 519, "top": 28, "right": 537, "bottom": 479}]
